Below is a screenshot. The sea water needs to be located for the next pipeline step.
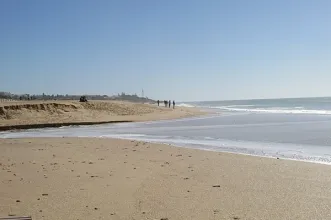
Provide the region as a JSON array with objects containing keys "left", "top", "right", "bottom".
[
  {"left": 179, "top": 97, "right": 331, "bottom": 115},
  {"left": 1, "top": 97, "right": 331, "bottom": 164}
]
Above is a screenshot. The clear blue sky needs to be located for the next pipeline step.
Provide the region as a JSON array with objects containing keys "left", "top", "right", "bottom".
[{"left": 1, "top": 0, "right": 331, "bottom": 101}]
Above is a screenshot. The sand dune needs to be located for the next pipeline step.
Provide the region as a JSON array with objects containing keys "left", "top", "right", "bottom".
[{"left": 0, "top": 100, "right": 204, "bottom": 130}]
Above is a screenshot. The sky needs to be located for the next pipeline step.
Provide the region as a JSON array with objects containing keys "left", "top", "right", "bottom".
[{"left": 1, "top": 0, "right": 331, "bottom": 101}]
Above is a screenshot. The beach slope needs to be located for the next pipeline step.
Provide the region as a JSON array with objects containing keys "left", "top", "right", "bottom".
[{"left": 1, "top": 138, "right": 331, "bottom": 220}]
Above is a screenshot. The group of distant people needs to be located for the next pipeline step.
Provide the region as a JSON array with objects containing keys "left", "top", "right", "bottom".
[{"left": 157, "top": 100, "right": 175, "bottom": 109}]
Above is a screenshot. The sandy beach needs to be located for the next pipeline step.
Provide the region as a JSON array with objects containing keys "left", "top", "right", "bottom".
[
  {"left": 1, "top": 100, "right": 331, "bottom": 220},
  {"left": 0, "top": 100, "right": 204, "bottom": 130},
  {"left": 1, "top": 137, "right": 331, "bottom": 220}
]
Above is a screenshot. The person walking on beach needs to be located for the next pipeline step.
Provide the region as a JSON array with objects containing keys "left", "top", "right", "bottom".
[
  {"left": 169, "top": 100, "right": 171, "bottom": 108},
  {"left": 157, "top": 100, "right": 160, "bottom": 106},
  {"left": 173, "top": 100, "right": 175, "bottom": 109}
]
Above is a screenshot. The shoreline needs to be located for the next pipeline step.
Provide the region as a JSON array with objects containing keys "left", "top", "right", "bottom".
[
  {"left": 99, "top": 137, "right": 331, "bottom": 166},
  {"left": 0, "top": 120, "right": 133, "bottom": 132},
  {"left": 0, "top": 113, "right": 208, "bottom": 132},
  {"left": 1, "top": 131, "right": 329, "bottom": 166},
  {"left": 1, "top": 113, "right": 329, "bottom": 166}
]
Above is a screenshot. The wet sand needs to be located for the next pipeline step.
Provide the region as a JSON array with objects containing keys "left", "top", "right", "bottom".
[{"left": 1, "top": 138, "right": 331, "bottom": 220}]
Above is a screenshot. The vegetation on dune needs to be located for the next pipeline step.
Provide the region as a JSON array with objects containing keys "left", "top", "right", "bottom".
[{"left": 0, "top": 91, "right": 155, "bottom": 103}]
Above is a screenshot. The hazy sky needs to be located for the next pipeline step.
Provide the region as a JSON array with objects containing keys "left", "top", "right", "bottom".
[{"left": 1, "top": 0, "right": 331, "bottom": 101}]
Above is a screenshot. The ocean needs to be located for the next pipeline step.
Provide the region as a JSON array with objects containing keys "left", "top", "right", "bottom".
[
  {"left": 178, "top": 97, "right": 331, "bottom": 115},
  {"left": 1, "top": 97, "right": 331, "bottom": 164}
]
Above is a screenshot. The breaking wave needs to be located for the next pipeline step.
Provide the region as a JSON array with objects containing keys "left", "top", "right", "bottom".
[
  {"left": 209, "top": 106, "right": 331, "bottom": 115},
  {"left": 177, "top": 103, "right": 196, "bottom": 108},
  {"left": 178, "top": 102, "right": 331, "bottom": 115}
]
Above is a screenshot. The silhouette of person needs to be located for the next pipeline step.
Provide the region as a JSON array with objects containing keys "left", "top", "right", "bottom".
[
  {"left": 157, "top": 100, "right": 160, "bottom": 106},
  {"left": 173, "top": 100, "right": 175, "bottom": 109},
  {"left": 169, "top": 100, "right": 171, "bottom": 108}
]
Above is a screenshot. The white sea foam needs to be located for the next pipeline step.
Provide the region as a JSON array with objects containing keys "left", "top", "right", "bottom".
[
  {"left": 177, "top": 103, "right": 196, "bottom": 108},
  {"left": 206, "top": 106, "right": 331, "bottom": 115},
  {"left": 221, "top": 105, "right": 256, "bottom": 108},
  {"left": 100, "top": 134, "right": 147, "bottom": 138}
]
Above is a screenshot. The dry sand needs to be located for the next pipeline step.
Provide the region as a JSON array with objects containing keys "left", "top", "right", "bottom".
[
  {"left": 1, "top": 138, "right": 331, "bottom": 220},
  {"left": 0, "top": 100, "right": 204, "bottom": 129}
]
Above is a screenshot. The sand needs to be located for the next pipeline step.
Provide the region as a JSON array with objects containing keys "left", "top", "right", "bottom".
[
  {"left": 1, "top": 138, "right": 331, "bottom": 220},
  {"left": 0, "top": 100, "right": 204, "bottom": 130}
]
